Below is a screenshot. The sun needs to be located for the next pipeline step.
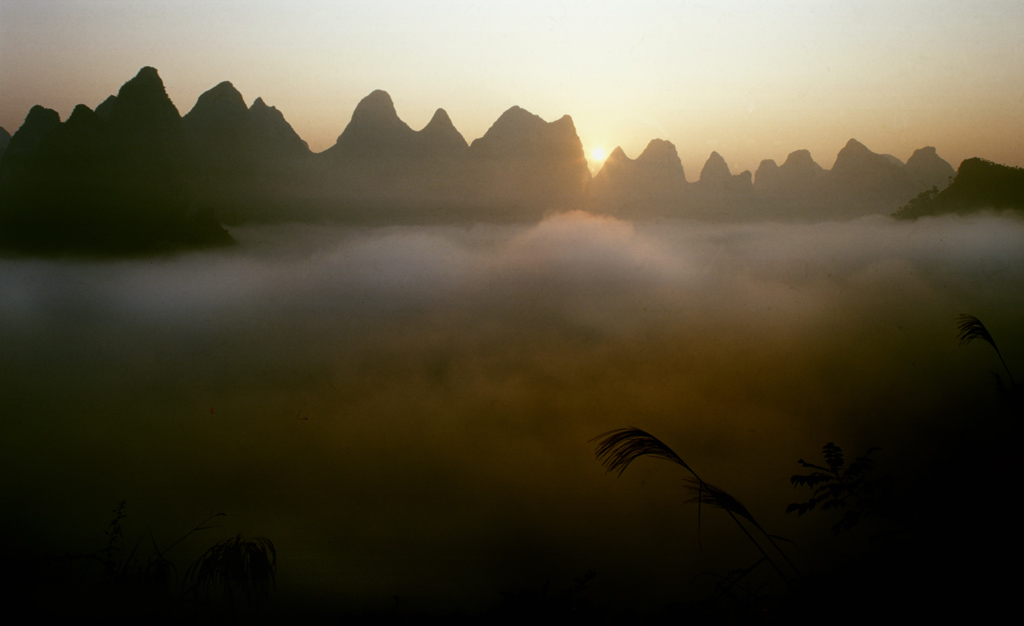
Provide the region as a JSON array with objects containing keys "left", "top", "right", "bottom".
[{"left": 590, "top": 147, "right": 607, "bottom": 162}]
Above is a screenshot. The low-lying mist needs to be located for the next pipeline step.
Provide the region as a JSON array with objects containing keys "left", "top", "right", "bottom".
[{"left": 2, "top": 211, "right": 1022, "bottom": 614}]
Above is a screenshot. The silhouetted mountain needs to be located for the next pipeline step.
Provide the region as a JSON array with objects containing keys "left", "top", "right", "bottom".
[
  {"left": 828, "top": 139, "right": 917, "bottom": 211},
  {"left": 0, "top": 66, "right": 978, "bottom": 230},
  {"left": 780, "top": 150, "right": 825, "bottom": 185},
  {"left": 589, "top": 140, "right": 688, "bottom": 216},
  {"left": 247, "top": 98, "right": 310, "bottom": 157},
  {"left": 755, "top": 150, "right": 826, "bottom": 199},
  {"left": 417, "top": 108, "right": 469, "bottom": 156},
  {"left": 325, "top": 90, "right": 418, "bottom": 162},
  {"left": 693, "top": 152, "right": 753, "bottom": 205},
  {"left": 894, "top": 158, "right": 1024, "bottom": 219},
  {"left": 466, "top": 107, "right": 589, "bottom": 213},
  {"left": 108, "top": 66, "right": 182, "bottom": 138},
  {"left": 177, "top": 81, "right": 315, "bottom": 223},
  {"left": 0, "top": 67, "right": 232, "bottom": 254},
  {"left": 183, "top": 81, "right": 250, "bottom": 144},
  {"left": 754, "top": 159, "right": 781, "bottom": 194},
  {"left": 0, "top": 127, "right": 10, "bottom": 161},
  {"left": 698, "top": 151, "right": 731, "bottom": 187},
  {"left": 904, "top": 146, "right": 955, "bottom": 191},
  {"left": 94, "top": 95, "right": 117, "bottom": 121},
  {"left": 0, "top": 106, "right": 61, "bottom": 177}
]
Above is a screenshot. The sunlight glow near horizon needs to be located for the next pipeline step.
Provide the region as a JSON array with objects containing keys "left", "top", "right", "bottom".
[{"left": 2, "top": 1, "right": 1023, "bottom": 175}]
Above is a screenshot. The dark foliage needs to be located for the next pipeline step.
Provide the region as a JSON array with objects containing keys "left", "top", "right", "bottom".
[{"left": 787, "top": 443, "right": 887, "bottom": 534}]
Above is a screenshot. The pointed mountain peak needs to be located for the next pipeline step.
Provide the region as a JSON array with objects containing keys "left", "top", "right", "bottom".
[
  {"left": 350, "top": 89, "right": 401, "bottom": 125},
  {"left": 246, "top": 97, "right": 310, "bottom": 156},
  {"left": 182, "top": 80, "right": 250, "bottom": 143},
  {"left": 486, "top": 106, "right": 550, "bottom": 134},
  {"left": 606, "top": 146, "right": 630, "bottom": 163},
  {"left": 2, "top": 106, "right": 61, "bottom": 164},
  {"left": 843, "top": 138, "right": 869, "bottom": 152},
  {"left": 210, "top": 80, "right": 240, "bottom": 95},
  {"left": 24, "top": 105, "right": 62, "bottom": 129},
  {"left": 905, "top": 146, "right": 955, "bottom": 189},
  {"left": 185, "top": 81, "right": 247, "bottom": 121},
  {"left": 418, "top": 108, "right": 468, "bottom": 152},
  {"left": 833, "top": 138, "right": 901, "bottom": 174},
  {"left": 128, "top": 66, "right": 163, "bottom": 90},
  {"left": 636, "top": 139, "right": 681, "bottom": 167},
  {"left": 66, "top": 104, "right": 99, "bottom": 126},
  {"left": 550, "top": 114, "right": 577, "bottom": 132},
  {"left": 471, "top": 105, "right": 585, "bottom": 166},
  {"left": 110, "top": 66, "right": 181, "bottom": 131},
  {"left": 700, "top": 151, "right": 732, "bottom": 183},
  {"left": 95, "top": 95, "right": 117, "bottom": 121},
  {"left": 331, "top": 89, "right": 414, "bottom": 155},
  {"left": 782, "top": 149, "right": 819, "bottom": 169},
  {"left": 426, "top": 108, "right": 453, "bottom": 126},
  {"left": 421, "top": 108, "right": 459, "bottom": 135}
]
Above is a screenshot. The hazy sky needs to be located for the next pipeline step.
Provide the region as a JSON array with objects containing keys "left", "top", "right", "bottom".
[{"left": 2, "top": 1, "right": 1023, "bottom": 177}]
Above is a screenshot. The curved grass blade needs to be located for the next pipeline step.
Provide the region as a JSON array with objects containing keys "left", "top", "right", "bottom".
[{"left": 591, "top": 427, "right": 694, "bottom": 478}]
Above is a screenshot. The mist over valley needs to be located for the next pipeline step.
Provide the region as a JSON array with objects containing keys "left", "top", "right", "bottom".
[{"left": 2, "top": 210, "right": 1021, "bottom": 617}]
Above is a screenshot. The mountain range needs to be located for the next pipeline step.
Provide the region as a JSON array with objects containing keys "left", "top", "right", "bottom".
[{"left": 0, "top": 66, "right": 1010, "bottom": 254}]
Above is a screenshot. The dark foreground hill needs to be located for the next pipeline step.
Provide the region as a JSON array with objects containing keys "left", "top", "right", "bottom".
[
  {"left": 893, "top": 158, "right": 1024, "bottom": 219},
  {"left": 0, "top": 68, "right": 233, "bottom": 255}
]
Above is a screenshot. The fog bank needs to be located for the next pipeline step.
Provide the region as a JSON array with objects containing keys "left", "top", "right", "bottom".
[{"left": 2, "top": 211, "right": 1022, "bottom": 614}]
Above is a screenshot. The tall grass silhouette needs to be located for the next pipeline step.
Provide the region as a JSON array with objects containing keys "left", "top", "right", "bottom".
[
  {"left": 592, "top": 427, "right": 799, "bottom": 582},
  {"left": 186, "top": 534, "right": 277, "bottom": 606},
  {"left": 957, "top": 314, "right": 1016, "bottom": 389}
]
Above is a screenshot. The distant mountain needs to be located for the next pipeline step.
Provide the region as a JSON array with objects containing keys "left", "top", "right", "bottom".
[
  {"left": 325, "top": 89, "right": 418, "bottom": 162},
  {"left": 589, "top": 140, "right": 688, "bottom": 216},
  {"left": 828, "top": 139, "right": 917, "bottom": 211},
  {"left": 0, "top": 67, "right": 232, "bottom": 254},
  {"left": 587, "top": 139, "right": 956, "bottom": 221},
  {"left": 464, "top": 106, "right": 589, "bottom": 214},
  {"left": 94, "top": 95, "right": 117, "bottom": 121},
  {"left": 894, "top": 158, "right": 1024, "bottom": 219},
  {"left": 417, "top": 108, "right": 469, "bottom": 156},
  {"left": 180, "top": 81, "right": 312, "bottom": 222},
  {"left": 754, "top": 150, "right": 826, "bottom": 200},
  {"left": 698, "top": 151, "right": 731, "bottom": 187},
  {"left": 904, "top": 146, "right": 956, "bottom": 191},
  {"left": 0, "top": 106, "right": 61, "bottom": 178},
  {"left": 0, "top": 66, "right": 978, "bottom": 232},
  {"left": 686, "top": 152, "right": 753, "bottom": 218}
]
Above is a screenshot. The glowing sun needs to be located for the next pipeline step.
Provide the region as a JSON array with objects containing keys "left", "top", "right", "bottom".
[{"left": 590, "top": 147, "right": 607, "bottom": 162}]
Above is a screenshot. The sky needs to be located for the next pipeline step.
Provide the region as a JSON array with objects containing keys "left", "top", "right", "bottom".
[{"left": 2, "top": 1, "right": 1023, "bottom": 178}]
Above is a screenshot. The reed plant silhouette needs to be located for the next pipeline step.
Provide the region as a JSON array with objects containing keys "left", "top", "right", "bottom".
[
  {"left": 27, "top": 501, "right": 278, "bottom": 619},
  {"left": 185, "top": 533, "right": 277, "bottom": 606},
  {"left": 957, "top": 314, "right": 1017, "bottom": 391},
  {"left": 592, "top": 427, "right": 799, "bottom": 584}
]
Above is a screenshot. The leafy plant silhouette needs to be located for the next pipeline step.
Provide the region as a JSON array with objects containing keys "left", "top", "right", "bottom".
[
  {"left": 787, "top": 442, "right": 886, "bottom": 535},
  {"left": 592, "top": 427, "right": 799, "bottom": 582}
]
